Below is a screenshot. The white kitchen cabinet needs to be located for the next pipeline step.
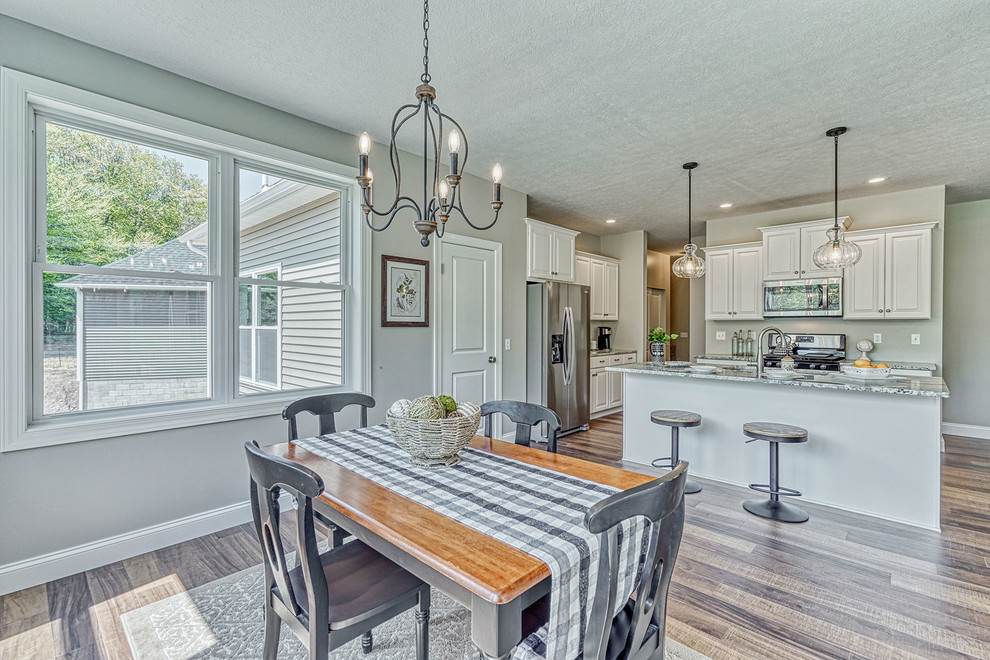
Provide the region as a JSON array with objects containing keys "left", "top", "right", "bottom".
[
  {"left": 760, "top": 218, "right": 849, "bottom": 280},
  {"left": 703, "top": 242, "right": 763, "bottom": 320},
  {"left": 575, "top": 253, "right": 591, "bottom": 287},
  {"left": 577, "top": 251, "right": 620, "bottom": 320},
  {"left": 843, "top": 223, "right": 935, "bottom": 320},
  {"left": 591, "top": 368, "right": 610, "bottom": 412},
  {"left": 525, "top": 218, "right": 579, "bottom": 282},
  {"left": 608, "top": 370, "right": 623, "bottom": 408}
]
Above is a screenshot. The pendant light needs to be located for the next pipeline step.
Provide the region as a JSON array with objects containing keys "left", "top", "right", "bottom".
[
  {"left": 672, "top": 162, "right": 706, "bottom": 279},
  {"left": 812, "top": 127, "right": 862, "bottom": 269}
]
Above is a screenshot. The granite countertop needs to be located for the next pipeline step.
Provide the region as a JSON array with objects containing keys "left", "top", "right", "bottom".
[
  {"left": 695, "top": 354, "right": 757, "bottom": 363},
  {"left": 590, "top": 348, "right": 638, "bottom": 357},
  {"left": 607, "top": 362, "right": 949, "bottom": 398}
]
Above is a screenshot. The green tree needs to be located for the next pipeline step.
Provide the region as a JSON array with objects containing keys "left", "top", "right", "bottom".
[{"left": 44, "top": 124, "right": 208, "bottom": 331}]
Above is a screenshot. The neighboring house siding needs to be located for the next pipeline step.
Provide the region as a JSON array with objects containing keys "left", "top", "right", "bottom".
[
  {"left": 240, "top": 193, "right": 343, "bottom": 387},
  {"left": 80, "top": 289, "right": 208, "bottom": 409}
]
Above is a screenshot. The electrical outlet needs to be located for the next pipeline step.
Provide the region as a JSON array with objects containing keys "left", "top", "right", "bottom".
[
  {"left": 873, "top": 333, "right": 882, "bottom": 344},
  {"left": 716, "top": 331, "right": 726, "bottom": 341},
  {"left": 505, "top": 338, "right": 511, "bottom": 350},
  {"left": 681, "top": 332, "right": 689, "bottom": 338},
  {"left": 911, "top": 334, "right": 921, "bottom": 345}
]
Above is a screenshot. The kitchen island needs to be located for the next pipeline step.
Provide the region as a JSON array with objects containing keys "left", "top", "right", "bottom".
[{"left": 610, "top": 362, "right": 949, "bottom": 529}]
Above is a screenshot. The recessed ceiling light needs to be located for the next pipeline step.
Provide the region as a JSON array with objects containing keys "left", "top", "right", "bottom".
[
  {"left": 867, "top": 177, "right": 888, "bottom": 184},
  {"left": 719, "top": 202, "right": 733, "bottom": 208},
  {"left": 605, "top": 218, "right": 616, "bottom": 224}
]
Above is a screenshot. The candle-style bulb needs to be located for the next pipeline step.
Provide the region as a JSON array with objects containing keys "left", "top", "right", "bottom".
[
  {"left": 492, "top": 163, "right": 503, "bottom": 184},
  {"left": 438, "top": 179, "right": 449, "bottom": 200},
  {"left": 366, "top": 168, "right": 373, "bottom": 184},
  {"left": 359, "top": 132, "right": 372, "bottom": 156},
  {"left": 447, "top": 130, "right": 461, "bottom": 154}
]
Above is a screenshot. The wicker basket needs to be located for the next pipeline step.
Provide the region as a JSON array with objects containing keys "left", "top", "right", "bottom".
[{"left": 386, "top": 402, "right": 482, "bottom": 468}]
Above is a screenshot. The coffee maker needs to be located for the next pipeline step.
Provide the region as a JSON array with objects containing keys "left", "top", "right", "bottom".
[{"left": 596, "top": 326, "right": 612, "bottom": 351}]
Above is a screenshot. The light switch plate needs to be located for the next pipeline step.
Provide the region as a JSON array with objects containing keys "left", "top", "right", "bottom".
[
  {"left": 911, "top": 334, "right": 921, "bottom": 345},
  {"left": 873, "top": 333, "right": 882, "bottom": 344},
  {"left": 716, "top": 331, "right": 726, "bottom": 341},
  {"left": 505, "top": 338, "right": 511, "bottom": 350}
]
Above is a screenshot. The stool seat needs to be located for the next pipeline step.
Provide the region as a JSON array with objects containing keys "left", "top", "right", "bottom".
[
  {"left": 743, "top": 421, "right": 807, "bottom": 442},
  {"left": 650, "top": 410, "right": 702, "bottom": 428}
]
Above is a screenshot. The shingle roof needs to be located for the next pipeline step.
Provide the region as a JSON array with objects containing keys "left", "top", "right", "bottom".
[{"left": 57, "top": 239, "right": 208, "bottom": 290}]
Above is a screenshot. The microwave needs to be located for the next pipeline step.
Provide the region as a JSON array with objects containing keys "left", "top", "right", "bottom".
[{"left": 763, "top": 277, "right": 842, "bottom": 317}]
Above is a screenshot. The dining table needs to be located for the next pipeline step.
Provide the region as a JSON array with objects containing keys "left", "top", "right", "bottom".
[{"left": 263, "top": 429, "right": 655, "bottom": 659}]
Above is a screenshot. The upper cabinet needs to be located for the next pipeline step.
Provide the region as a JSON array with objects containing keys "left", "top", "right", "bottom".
[
  {"left": 525, "top": 218, "right": 579, "bottom": 282},
  {"left": 577, "top": 251, "right": 619, "bottom": 320},
  {"left": 703, "top": 242, "right": 764, "bottom": 320},
  {"left": 843, "top": 223, "right": 936, "bottom": 320},
  {"left": 761, "top": 218, "right": 851, "bottom": 280}
]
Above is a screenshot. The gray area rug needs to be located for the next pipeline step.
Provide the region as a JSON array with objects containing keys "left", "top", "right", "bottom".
[{"left": 121, "top": 561, "right": 709, "bottom": 660}]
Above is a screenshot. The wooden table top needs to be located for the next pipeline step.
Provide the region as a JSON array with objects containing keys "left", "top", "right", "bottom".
[{"left": 265, "top": 435, "right": 655, "bottom": 605}]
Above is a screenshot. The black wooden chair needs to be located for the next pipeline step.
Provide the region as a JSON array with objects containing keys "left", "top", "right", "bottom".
[
  {"left": 480, "top": 400, "right": 562, "bottom": 452},
  {"left": 282, "top": 393, "right": 376, "bottom": 440},
  {"left": 282, "top": 394, "right": 376, "bottom": 548},
  {"left": 245, "top": 442, "right": 430, "bottom": 660},
  {"left": 520, "top": 462, "right": 688, "bottom": 660}
]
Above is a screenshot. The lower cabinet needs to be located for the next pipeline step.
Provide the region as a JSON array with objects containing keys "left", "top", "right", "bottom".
[{"left": 590, "top": 352, "right": 635, "bottom": 415}]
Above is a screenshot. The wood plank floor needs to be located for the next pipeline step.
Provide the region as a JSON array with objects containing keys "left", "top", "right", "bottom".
[{"left": 2, "top": 414, "right": 989, "bottom": 659}]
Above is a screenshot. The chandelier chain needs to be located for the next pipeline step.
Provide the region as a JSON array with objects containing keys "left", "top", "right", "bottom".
[{"left": 421, "top": 0, "right": 431, "bottom": 83}]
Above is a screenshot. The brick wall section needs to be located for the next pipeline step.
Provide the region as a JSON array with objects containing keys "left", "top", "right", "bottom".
[{"left": 85, "top": 378, "right": 208, "bottom": 410}]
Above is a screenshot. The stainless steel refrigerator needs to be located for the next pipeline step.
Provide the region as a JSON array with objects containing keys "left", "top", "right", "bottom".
[{"left": 526, "top": 281, "right": 590, "bottom": 438}]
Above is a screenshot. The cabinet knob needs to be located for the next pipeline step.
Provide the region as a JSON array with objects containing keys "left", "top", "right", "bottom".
[
  {"left": 794, "top": 270, "right": 799, "bottom": 274},
  {"left": 878, "top": 309, "right": 883, "bottom": 313},
  {"left": 801, "top": 270, "right": 806, "bottom": 274},
  {"left": 886, "top": 309, "right": 891, "bottom": 313}
]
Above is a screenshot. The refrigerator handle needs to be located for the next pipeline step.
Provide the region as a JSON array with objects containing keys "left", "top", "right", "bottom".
[{"left": 563, "top": 306, "right": 575, "bottom": 386}]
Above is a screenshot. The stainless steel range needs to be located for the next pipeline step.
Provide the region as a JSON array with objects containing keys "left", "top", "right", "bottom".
[{"left": 763, "top": 333, "right": 846, "bottom": 371}]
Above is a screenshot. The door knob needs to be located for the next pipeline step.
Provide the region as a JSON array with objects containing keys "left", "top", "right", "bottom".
[{"left": 488, "top": 356, "right": 497, "bottom": 363}]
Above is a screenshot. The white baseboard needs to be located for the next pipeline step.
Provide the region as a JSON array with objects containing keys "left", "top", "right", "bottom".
[
  {"left": 0, "top": 496, "right": 279, "bottom": 596},
  {"left": 942, "top": 422, "right": 990, "bottom": 440}
]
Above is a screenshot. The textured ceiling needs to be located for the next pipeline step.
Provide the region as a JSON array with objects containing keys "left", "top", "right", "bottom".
[{"left": 2, "top": 0, "right": 989, "bottom": 251}]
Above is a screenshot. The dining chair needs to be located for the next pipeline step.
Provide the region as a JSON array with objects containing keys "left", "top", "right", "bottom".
[
  {"left": 520, "top": 462, "right": 688, "bottom": 660},
  {"left": 282, "top": 393, "right": 376, "bottom": 548},
  {"left": 480, "top": 400, "right": 563, "bottom": 452},
  {"left": 244, "top": 441, "right": 430, "bottom": 660},
  {"left": 282, "top": 393, "right": 376, "bottom": 440}
]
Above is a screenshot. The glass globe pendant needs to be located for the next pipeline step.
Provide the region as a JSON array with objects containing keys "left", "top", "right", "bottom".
[
  {"left": 812, "top": 127, "right": 862, "bottom": 270},
  {"left": 673, "top": 162, "right": 706, "bottom": 279}
]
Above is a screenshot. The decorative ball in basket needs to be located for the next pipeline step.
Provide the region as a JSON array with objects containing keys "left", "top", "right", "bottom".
[{"left": 386, "top": 395, "right": 481, "bottom": 468}]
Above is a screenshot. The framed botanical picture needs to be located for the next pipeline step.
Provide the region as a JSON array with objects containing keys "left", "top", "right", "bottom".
[{"left": 381, "top": 255, "right": 430, "bottom": 327}]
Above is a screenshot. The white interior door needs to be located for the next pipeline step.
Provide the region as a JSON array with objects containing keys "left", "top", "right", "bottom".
[{"left": 438, "top": 236, "right": 500, "bottom": 414}]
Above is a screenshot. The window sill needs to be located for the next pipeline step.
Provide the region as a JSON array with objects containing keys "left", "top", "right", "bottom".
[{"left": 2, "top": 387, "right": 364, "bottom": 452}]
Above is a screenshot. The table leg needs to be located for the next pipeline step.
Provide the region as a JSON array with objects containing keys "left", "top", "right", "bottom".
[{"left": 471, "top": 594, "right": 522, "bottom": 659}]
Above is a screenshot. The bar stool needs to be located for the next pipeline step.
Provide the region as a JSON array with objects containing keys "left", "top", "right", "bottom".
[
  {"left": 650, "top": 410, "right": 703, "bottom": 493},
  {"left": 742, "top": 421, "right": 809, "bottom": 523}
]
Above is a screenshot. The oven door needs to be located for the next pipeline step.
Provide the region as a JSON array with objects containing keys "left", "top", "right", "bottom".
[{"left": 763, "top": 278, "right": 843, "bottom": 317}]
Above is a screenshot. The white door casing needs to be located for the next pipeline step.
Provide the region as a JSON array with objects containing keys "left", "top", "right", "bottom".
[{"left": 434, "top": 234, "right": 502, "bottom": 427}]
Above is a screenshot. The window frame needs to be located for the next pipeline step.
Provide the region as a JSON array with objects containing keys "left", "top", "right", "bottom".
[
  {"left": 0, "top": 68, "right": 371, "bottom": 452},
  {"left": 239, "top": 265, "right": 283, "bottom": 390}
]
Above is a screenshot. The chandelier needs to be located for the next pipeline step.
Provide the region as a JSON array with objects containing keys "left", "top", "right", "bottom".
[
  {"left": 356, "top": 0, "right": 502, "bottom": 247},
  {"left": 672, "top": 162, "right": 706, "bottom": 279},
  {"left": 812, "top": 127, "right": 862, "bottom": 269}
]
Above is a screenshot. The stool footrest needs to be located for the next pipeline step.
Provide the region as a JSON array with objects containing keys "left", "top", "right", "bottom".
[
  {"left": 748, "top": 483, "right": 802, "bottom": 497},
  {"left": 651, "top": 457, "right": 674, "bottom": 469}
]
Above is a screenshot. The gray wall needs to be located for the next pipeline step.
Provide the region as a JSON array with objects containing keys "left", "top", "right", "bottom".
[
  {"left": 601, "top": 231, "right": 648, "bottom": 355},
  {"left": 699, "top": 186, "right": 946, "bottom": 369},
  {"left": 942, "top": 199, "right": 990, "bottom": 427},
  {"left": 0, "top": 15, "right": 527, "bottom": 568}
]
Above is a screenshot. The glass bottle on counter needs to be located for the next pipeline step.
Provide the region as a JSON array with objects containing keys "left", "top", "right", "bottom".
[
  {"left": 745, "top": 330, "right": 755, "bottom": 359},
  {"left": 731, "top": 331, "right": 740, "bottom": 357}
]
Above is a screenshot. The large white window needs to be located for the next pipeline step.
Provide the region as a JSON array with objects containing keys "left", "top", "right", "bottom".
[{"left": 0, "top": 69, "right": 369, "bottom": 451}]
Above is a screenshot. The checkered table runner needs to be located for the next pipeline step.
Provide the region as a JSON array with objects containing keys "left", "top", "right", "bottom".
[{"left": 293, "top": 425, "right": 649, "bottom": 660}]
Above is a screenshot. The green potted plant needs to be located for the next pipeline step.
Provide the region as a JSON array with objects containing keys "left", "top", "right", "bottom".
[{"left": 648, "top": 327, "right": 678, "bottom": 363}]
